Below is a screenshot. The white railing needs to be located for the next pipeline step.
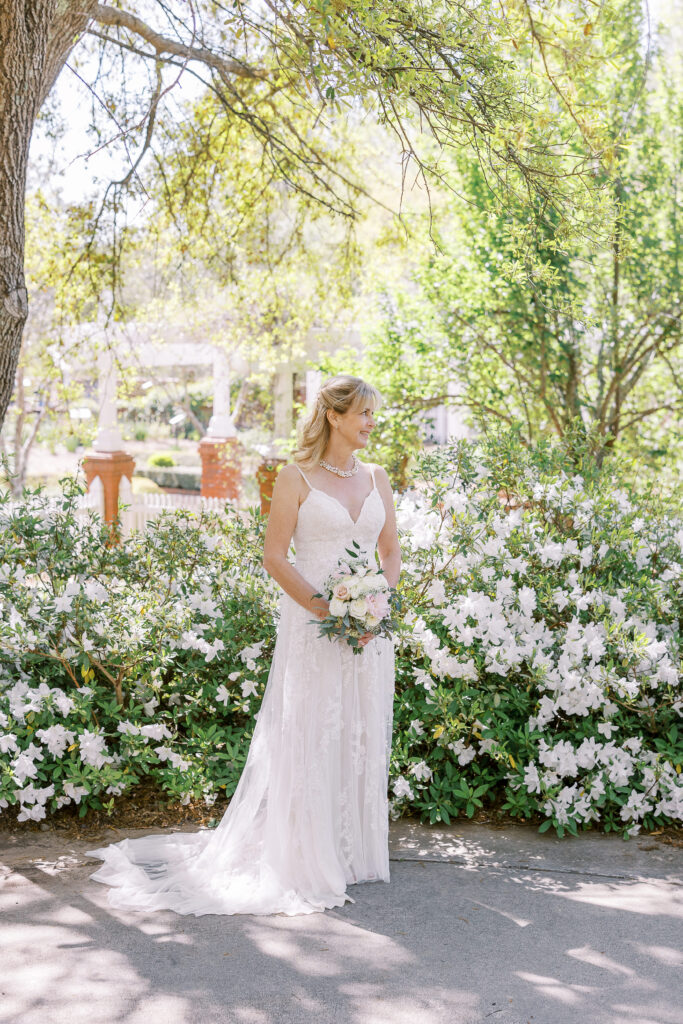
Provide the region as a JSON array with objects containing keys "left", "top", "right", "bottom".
[
  {"left": 2, "top": 486, "right": 104, "bottom": 522},
  {"left": 118, "top": 484, "right": 232, "bottom": 536},
  {"left": 2, "top": 485, "right": 231, "bottom": 538}
]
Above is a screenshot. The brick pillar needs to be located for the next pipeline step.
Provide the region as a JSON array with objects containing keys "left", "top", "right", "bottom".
[
  {"left": 199, "top": 436, "right": 241, "bottom": 499},
  {"left": 256, "top": 456, "right": 286, "bottom": 515},
  {"left": 82, "top": 451, "right": 136, "bottom": 524}
]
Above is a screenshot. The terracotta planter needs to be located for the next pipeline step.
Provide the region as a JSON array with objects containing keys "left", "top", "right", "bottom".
[{"left": 256, "top": 457, "right": 287, "bottom": 515}]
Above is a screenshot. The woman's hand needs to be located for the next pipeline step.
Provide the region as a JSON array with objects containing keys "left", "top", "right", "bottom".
[
  {"left": 310, "top": 597, "right": 330, "bottom": 621},
  {"left": 357, "top": 631, "right": 375, "bottom": 648}
]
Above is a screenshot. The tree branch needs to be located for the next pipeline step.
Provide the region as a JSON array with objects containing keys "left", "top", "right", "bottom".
[{"left": 91, "top": 3, "right": 265, "bottom": 81}]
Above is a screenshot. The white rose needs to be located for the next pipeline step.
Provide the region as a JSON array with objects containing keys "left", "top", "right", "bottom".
[
  {"left": 329, "top": 597, "right": 347, "bottom": 617},
  {"left": 349, "top": 597, "right": 369, "bottom": 619}
]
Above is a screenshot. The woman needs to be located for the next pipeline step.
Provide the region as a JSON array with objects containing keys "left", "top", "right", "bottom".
[{"left": 88, "top": 375, "right": 401, "bottom": 916}]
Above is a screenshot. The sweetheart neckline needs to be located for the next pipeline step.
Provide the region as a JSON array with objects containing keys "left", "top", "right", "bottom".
[{"left": 299, "top": 484, "right": 379, "bottom": 527}]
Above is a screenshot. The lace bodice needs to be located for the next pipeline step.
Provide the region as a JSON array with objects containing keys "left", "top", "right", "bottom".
[{"left": 292, "top": 466, "right": 386, "bottom": 591}]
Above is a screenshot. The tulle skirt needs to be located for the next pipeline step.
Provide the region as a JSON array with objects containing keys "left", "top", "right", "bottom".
[{"left": 88, "top": 596, "right": 395, "bottom": 916}]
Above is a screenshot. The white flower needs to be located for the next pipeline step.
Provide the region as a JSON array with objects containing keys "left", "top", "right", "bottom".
[
  {"left": 518, "top": 586, "right": 537, "bottom": 617},
  {"left": 17, "top": 803, "right": 47, "bottom": 823},
  {"left": 409, "top": 719, "right": 425, "bottom": 736},
  {"left": 349, "top": 597, "right": 369, "bottom": 619},
  {"left": 329, "top": 597, "right": 347, "bottom": 617},
  {"left": 54, "top": 593, "right": 76, "bottom": 613},
  {"left": 79, "top": 731, "right": 110, "bottom": 769},
  {"left": 426, "top": 578, "right": 447, "bottom": 606},
  {"left": 458, "top": 746, "right": 476, "bottom": 766},
  {"left": 448, "top": 739, "right": 477, "bottom": 766},
  {"left": 36, "top": 724, "right": 75, "bottom": 758},
  {"left": 216, "top": 684, "right": 231, "bottom": 706},
  {"left": 140, "top": 724, "right": 172, "bottom": 741},
  {"left": 154, "top": 746, "right": 190, "bottom": 771},
  {"left": 392, "top": 776, "right": 414, "bottom": 800},
  {"left": 84, "top": 579, "right": 107, "bottom": 602},
  {"left": 523, "top": 762, "right": 542, "bottom": 793},
  {"left": 51, "top": 690, "right": 75, "bottom": 717},
  {"left": 63, "top": 782, "right": 89, "bottom": 804},
  {"left": 241, "top": 679, "right": 259, "bottom": 698},
  {"left": 117, "top": 721, "right": 140, "bottom": 736},
  {"left": 0, "top": 733, "right": 18, "bottom": 755},
  {"left": 409, "top": 760, "right": 433, "bottom": 782},
  {"left": 239, "top": 640, "right": 265, "bottom": 664}
]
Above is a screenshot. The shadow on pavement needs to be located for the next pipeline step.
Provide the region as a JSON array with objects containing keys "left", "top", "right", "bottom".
[{"left": 0, "top": 823, "right": 680, "bottom": 1024}]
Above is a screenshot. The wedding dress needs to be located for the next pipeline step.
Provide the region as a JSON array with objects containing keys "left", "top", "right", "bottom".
[{"left": 88, "top": 463, "right": 395, "bottom": 916}]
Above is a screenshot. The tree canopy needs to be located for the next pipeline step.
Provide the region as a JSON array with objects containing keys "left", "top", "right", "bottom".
[{"left": 0, "top": 1, "right": 647, "bottom": 430}]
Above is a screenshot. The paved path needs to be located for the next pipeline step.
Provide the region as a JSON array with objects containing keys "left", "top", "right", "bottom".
[{"left": 0, "top": 820, "right": 680, "bottom": 1024}]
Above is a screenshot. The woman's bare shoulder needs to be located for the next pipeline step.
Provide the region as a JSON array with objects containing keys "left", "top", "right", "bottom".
[
  {"left": 369, "top": 463, "right": 391, "bottom": 486},
  {"left": 277, "top": 462, "right": 304, "bottom": 482},
  {"left": 273, "top": 463, "right": 308, "bottom": 499}
]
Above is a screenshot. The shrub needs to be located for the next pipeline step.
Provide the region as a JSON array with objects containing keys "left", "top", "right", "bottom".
[
  {"left": 1, "top": 428, "right": 681, "bottom": 837},
  {"left": 0, "top": 484, "right": 276, "bottom": 821},
  {"left": 148, "top": 451, "right": 176, "bottom": 468},
  {"left": 390, "top": 429, "right": 682, "bottom": 837}
]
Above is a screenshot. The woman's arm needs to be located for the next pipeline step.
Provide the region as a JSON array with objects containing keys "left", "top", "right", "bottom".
[
  {"left": 262, "top": 465, "right": 330, "bottom": 620},
  {"left": 374, "top": 466, "right": 401, "bottom": 588}
]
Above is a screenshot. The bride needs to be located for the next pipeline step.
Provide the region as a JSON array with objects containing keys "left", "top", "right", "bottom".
[{"left": 88, "top": 374, "right": 401, "bottom": 916}]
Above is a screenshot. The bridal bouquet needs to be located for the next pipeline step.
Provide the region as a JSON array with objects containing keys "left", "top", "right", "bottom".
[{"left": 311, "top": 541, "right": 400, "bottom": 655}]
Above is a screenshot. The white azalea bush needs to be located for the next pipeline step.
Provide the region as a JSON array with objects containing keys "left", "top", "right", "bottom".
[
  {"left": 389, "top": 430, "right": 683, "bottom": 836},
  {"left": 0, "top": 482, "right": 278, "bottom": 822},
  {"left": 1, "top": 428, "right": 681, "bottom": 838}
]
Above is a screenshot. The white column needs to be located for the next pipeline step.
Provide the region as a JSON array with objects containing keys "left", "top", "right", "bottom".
[
  {"left": 95, "top": 349, "right": 124, "bottom": 452},
  {"left": 273, "top": 366, "right": 293, "bottom": 440},
  {"left": 305, "top": 369, "right": 322, "bottom": 412},
  {"left": 207, "top": 350, "right": 237, "bottom": 438}
]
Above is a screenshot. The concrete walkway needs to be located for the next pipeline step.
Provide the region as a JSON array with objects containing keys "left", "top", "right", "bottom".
[{"left": 0, "top": 820, "right": 680, "bottom": 1024}]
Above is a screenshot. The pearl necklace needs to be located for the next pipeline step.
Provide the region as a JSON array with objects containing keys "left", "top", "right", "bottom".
[{"left": 319, "top": 453, "right": 359, "bottom": 478}]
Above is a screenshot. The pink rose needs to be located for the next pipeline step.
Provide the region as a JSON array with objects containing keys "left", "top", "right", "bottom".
[
  {"left": 333, "top": 583, "right": 350, "bottom": 600},
  {"left": 365, "top": 591, "right": 390, "bottom": 621}
]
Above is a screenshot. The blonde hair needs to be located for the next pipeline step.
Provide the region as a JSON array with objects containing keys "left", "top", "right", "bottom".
[{"left": 294, "top": 374, "right": 382, "bottom": 468}]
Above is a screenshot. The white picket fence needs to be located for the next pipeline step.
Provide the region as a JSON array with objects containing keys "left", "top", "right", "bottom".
[
  {"left": 3, "top": 484, "right": 103, "bottom": 523},
  {"left": 2, "top": 482, "right": 230, "bottom": 538},
  {"left": 118, "top": 479, "right": 232, "bottom": 536}
]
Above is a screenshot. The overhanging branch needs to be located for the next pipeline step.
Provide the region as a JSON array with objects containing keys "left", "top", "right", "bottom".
[{"left": 91, "top": 3, "right": 266, "bottom": 81}]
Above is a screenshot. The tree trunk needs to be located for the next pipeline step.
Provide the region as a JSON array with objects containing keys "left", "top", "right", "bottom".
[{"left": 0, "top": 1, "right": 95, "bottom": 432}]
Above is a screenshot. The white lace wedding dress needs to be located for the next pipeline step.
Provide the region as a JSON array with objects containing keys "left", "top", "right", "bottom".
[{"left": 88, "top": 464, "right": 395, "bottom": 916}]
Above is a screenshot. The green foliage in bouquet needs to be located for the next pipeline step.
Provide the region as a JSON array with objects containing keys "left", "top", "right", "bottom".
[{"left": 311, "top": 541, "right": 403, "bottom": 655}]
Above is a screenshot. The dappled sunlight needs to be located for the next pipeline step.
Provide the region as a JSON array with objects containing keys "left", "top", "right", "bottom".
[
  {"left": 389, "top": 821, "right": 499, "bottom": 866},
  {"left": 1, "top": 830, "right": 681, "bottom": 1024},
  {"left": 555, "top": 880, "right": 683, "bottom": 917},
  {"left": 566, "top": 945, "right": 637, "bottom": 977},
  {"left": 464, "top": 898, "right": 532, "bottom": 928},
  {"left": 630, "top": 943, "right": 682, "bottom": 967},
  {"left": 243, "top": 912, "right": 415, "bottom": 979},
  {"left": 515, "top": 970, "right": 595, "bottom": 1005}
]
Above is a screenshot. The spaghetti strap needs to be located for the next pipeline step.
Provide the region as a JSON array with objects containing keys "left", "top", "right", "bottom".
[
  {"left": 369, "top": 464, "right": 376, "bottom": 487},
  {"left": 295, "top": 465, "right": 315, "bottom": 490}
]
